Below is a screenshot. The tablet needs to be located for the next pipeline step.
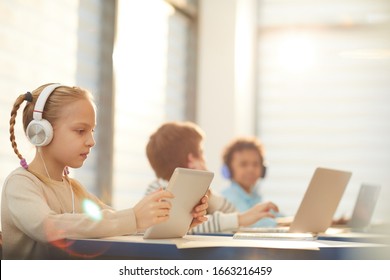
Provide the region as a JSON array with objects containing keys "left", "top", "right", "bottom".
[{"left": 143, "top": 168, "right": 214, "bottom": 239}]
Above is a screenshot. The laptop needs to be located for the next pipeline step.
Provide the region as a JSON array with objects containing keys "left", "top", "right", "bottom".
[
  {"left": 234, "top": 167, "right": 352, "bottom": 239},
  {"left": 343, "top": 184, "right": 381, "bottom": 231}
]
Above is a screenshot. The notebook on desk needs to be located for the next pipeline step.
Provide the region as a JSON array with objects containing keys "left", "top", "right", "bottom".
[{"left": 234, "top": 167, "right": 352, "bottom": 239}]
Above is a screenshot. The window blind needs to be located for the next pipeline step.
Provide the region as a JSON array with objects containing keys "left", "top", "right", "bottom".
[{"left": 256, "top": 0, "right": 390, "bottom": 220}]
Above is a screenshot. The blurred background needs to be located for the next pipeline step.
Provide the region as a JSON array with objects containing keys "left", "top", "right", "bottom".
[{"left": 1, "top": 0, "right": 389, "bottom": 226}]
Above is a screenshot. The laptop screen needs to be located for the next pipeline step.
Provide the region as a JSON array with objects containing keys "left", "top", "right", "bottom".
[
  {"left": 348, "top": 184, "right": 381, "bottom": 228},
  {"left": 289, "top": 167, "right": 352, "bottom": 233}
]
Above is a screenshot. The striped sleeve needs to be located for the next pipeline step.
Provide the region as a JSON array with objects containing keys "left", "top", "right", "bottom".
[
  {"left": 207, "top": 191, "right": 237, "bottom": 214},
  {"left": 188, "top": 211, "right": 239, "bottom": 234},
  {"left": 145, "top": 179, "right": 167, "bottom": 195}
]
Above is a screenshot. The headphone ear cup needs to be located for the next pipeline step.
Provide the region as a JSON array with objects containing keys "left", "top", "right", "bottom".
[
  {"left": 221, "top": 164, "right": 231, "bottom": 179},
  {"left": 26, "top": 119, "right": 54, "bottom": 147},
  {"left": 261, "top": 165, "right": 267, "bottom": 178}
]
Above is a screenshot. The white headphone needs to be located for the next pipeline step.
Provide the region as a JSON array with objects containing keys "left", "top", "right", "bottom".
[{"left": 26, "top": 83, "right": 62, "bottom": 146}]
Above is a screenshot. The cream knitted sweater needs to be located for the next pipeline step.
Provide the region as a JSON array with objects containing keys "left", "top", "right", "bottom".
[{"left": 1, "top": 168, "right": 137, "bottom": 259}]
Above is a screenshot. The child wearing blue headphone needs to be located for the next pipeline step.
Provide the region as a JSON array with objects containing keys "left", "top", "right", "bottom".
[
  {"left": 145, "top": 121, "right": 279, "bottom": 234},
  {"left": 2, "top": 83, "right": 208, "bottom": 259},
  {"left": 221, "top": 137, "right": 282, "bottom": 227}
]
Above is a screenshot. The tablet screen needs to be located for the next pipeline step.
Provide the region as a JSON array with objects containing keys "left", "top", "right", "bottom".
[{"left": 143, "top": 168, "right": 214, "bottom": 239}]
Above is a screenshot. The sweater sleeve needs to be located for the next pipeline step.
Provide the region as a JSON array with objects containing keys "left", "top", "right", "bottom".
[
  {"left": 3, "top": 173, "right": 137, "bottom": 243},
  {"left": 207, "top": 190, "right": 237, "bottom": 214}
]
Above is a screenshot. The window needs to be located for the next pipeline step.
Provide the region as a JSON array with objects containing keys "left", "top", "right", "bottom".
[
  {"left": 256, "top": 0, "right": 390, "bottom": 219},
  {"left": 112, "top": 0, "right": 198, "bottom": 208}
]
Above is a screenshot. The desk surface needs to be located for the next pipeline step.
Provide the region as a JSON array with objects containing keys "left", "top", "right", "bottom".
[
  {"left": 59, "top": 234, "right": 390, "bottom": 260},
  {"left": 318, "top": 230, "right": 390, "bottom": 244}
]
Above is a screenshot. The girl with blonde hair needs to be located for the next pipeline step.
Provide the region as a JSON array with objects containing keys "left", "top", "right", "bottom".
[{"left": 2, "top": 83, "right": 207, "bottom": 259}]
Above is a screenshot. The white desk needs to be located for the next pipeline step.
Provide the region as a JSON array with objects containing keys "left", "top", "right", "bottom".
[{"left": 55, "top": 234, "right": 389, "bottom": 260}]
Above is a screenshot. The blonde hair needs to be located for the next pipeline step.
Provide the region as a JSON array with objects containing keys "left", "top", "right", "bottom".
[
  {"left": 9, "top": 83, "right": 94, "bottom": 196},
  {"left": 146, "top": 121, "right": 205, "bottom": 180}
]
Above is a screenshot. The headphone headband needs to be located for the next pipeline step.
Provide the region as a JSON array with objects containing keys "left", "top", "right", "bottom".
[
  {"left": 26, "top": 83, "right": 62, "bottom": 147},
  {"left": 32, "top": 83, "right": 62, "bottom": 121}
]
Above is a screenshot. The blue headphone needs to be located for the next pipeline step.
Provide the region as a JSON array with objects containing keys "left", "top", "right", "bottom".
[{"left": 221, "top": 162, "right": 267, "bottom": 179}]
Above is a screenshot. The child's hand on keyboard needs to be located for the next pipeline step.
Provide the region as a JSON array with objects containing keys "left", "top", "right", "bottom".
[{"left": 238, "top": 201, "right": 279, "bottom": 227}]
